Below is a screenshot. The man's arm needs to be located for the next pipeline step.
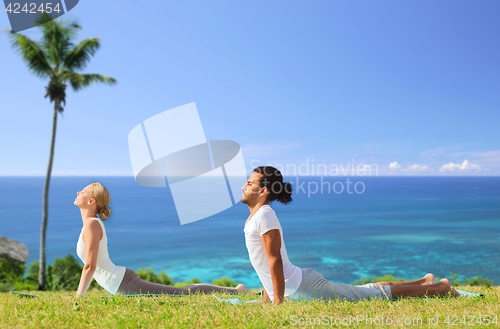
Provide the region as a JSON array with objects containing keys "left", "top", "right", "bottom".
[
  {"left": 76, "top": 221, "right": 102, "bottom": 297},
  {"left": 261, "top": 229, "right": 285, "bottom": 304}
]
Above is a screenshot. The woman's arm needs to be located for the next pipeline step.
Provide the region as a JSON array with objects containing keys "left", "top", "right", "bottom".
[
  {"left": 76, "top": 220, "right": 102, "bottom": 297},
  {"left": 261, "top": 229, "right": 285, "bottom": 304}
]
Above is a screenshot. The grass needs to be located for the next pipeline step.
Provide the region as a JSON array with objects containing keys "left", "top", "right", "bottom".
[{"left": 1, "top": 286, "right": 498, "bottom": 328}]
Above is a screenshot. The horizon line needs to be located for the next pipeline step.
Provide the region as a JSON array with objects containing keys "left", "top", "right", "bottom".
[{"left": 1, "top": 175, "right": 499, "bottom": 178}]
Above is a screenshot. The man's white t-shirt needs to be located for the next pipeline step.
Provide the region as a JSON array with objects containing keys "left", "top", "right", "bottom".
[{"left": 244, "top": 204, "right": 302, "bottom": 301}]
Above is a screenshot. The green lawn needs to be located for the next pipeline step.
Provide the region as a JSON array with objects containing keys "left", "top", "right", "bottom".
[{"left": 1, "top": 286, "right": 498, "bottom": 328}]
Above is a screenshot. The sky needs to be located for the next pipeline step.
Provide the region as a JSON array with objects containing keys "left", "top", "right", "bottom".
[{"left": 1, "top": 0, "right": 499, "bottom": 177}]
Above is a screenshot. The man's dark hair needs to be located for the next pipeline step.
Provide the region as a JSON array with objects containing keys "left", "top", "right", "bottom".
[{"left": 253, "top": 166, "right": 293, "bottom": 204}]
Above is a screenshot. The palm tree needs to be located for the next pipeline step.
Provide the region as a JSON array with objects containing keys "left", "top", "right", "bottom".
[{"left": 4, "top": 15, "right": 116, "bottom": 290}]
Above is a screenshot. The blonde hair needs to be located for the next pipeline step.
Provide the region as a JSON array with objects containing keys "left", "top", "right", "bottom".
[{"left": 91, "top": 182, "right": 111, "bottom": 221}]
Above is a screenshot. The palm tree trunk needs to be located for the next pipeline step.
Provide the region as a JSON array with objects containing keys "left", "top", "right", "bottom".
[{"left": 39, "top": 100, "right": 60, "bottom": 291}]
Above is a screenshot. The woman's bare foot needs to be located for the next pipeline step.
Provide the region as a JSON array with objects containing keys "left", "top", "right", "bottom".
[
  {"left": 235, "top": 284, "right": 249, "bottom": 295},
  {"left": 423, "top": 273, "right": 437, "bottom": 285}
]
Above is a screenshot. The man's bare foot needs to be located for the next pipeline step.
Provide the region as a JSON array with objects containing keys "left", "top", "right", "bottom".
[
  {"left": 440, "top": 278, "right": 460, "bottom": 297},
  {"left": 436, "top": 278, "right": 460, "bottom": 297},
  {"left": 423, "top": 273, "right": 437, "bottom": 285},
  {"left": 450, "top": 289, "right": 461, "bottom": 297},
  {"left": 374, "top": 273, "right": 436, "bottom": 286},
  {"left": 235, "top": 284, "right": 249, "bottom": 295}
]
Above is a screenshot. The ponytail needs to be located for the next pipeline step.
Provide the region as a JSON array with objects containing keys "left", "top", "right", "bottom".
[
  {"left": 91, "top": 182, "right": 112, "bottom": 221},
  {"left": 98, "top": 206, "right": 112, "bottom": 221},
  {"left": 254, "top": 166, "right": 293, "bottom": 205},
  {"left": 277, "top": 181, "right": 293, "bottom": 204}
]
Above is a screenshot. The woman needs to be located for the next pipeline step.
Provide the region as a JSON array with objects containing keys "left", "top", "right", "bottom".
[
  {"left": 74, "top": 182, "right": 248, "bottom": 297},
  {"left": 241, "top": 166, "right": 460, "bottom": 304}
]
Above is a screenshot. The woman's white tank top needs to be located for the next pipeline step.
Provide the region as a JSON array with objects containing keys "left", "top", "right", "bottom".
[{"left": 76, "top": 217, "right": 126, "bottom": 295}]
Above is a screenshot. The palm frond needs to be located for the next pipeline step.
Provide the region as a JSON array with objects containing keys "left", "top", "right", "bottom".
[
  {"left": 62, "top": 38, "right": 101, "bottom": 71},
  {"left": 63, "top": 72, "right": 117, "bottom": 91},
  {"left": 3, "top": 28, "right": 53, "bottom": 78},
  {"left": 38, "top": 14, "right": 81, "bottom": 40},
  {"left": 38, "top": 16, "right": 80, "bottom": 68}
]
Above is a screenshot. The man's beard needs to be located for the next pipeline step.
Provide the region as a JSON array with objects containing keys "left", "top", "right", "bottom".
[{"left": 241, "top": 192, "right": 254, "bottom": 205}]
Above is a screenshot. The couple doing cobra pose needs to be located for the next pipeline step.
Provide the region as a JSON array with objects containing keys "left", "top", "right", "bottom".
[{"left": 74, "top": 167, "right": 459, "bottom": 303}]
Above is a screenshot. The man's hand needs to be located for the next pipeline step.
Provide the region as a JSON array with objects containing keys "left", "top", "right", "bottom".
[
  {"left": 253, "top": 300, "right": 267, "bottom": 304},
  {"left": 262, "top": 288, "right": 271, "bottom": 303}
]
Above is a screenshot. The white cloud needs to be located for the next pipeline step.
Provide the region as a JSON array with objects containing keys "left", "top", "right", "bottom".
[
  {"left": 407, "top": 164, "right": 429, "bottom": 172},
  {"left": 439, "top": 160, "right": 481, "bottom": 172},
  {"left": 389, "top": 161, "right": 401, "bottom": 170},
  {"left": 440, "top": 163, "right": 461, "bottom": 172},
  {"left": 389, "top": 162, "right": 429, "bottom": 173}
]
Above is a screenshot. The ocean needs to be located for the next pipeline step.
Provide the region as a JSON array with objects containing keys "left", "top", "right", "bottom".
[{"left": 1, "top": 176, "right": 499, "bottom": 288}]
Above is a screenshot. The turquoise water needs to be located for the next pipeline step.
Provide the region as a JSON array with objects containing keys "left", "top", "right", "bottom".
[{"left": 1, "top": 176, "right": 499, "bottom": 287}]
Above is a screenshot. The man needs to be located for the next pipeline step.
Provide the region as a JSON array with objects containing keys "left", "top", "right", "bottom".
[{"left": 241, "top": 166, "right": 459, "bottom": 305}]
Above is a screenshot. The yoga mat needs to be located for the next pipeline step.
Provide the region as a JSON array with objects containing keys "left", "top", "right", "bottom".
[
  {"left": 11, "top": 291, "right": 39, "bottom": 298},
  {"left": 390, "top": 289, "right": 486, "bottom": 300},
  {"left": 213, "top": 289, "right": 486, "bottom": 305},
  {"left": 10, "top": 291, "right": 251, "bottom": 299},
  {"left": 12, "top": 289, "right": 485, "bottom": 303},
  {"left": 10, "top": 291, "right": 186, "bottom": 298},
  {"left": 455, "top": 289, "right": 485, "bottom": 298},
  {"left": 212, "top": 294, "right": 260, "bottom": 305}
]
